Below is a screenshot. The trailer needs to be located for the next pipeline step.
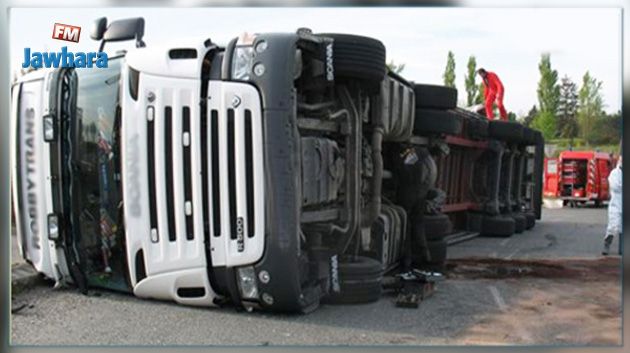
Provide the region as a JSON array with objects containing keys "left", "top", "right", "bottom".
[
  {"left": 410, "top": 106, "right": 544, "bottom": 244},
  {"left": 543, "top": 151, "right": 614, "bottom": 207}
]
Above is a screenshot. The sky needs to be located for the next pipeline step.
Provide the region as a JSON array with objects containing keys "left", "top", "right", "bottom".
[{"left": 10, "top": 7, "right": 622, "bottom": 116}]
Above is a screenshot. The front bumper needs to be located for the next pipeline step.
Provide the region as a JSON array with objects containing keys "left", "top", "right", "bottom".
[{"left": 235, "top": 33, "right": 320, "bottom": 312}]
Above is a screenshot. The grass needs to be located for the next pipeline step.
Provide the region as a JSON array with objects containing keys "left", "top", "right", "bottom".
[{"left": 545, "top": 138, "right": 620, "bottom": 157}]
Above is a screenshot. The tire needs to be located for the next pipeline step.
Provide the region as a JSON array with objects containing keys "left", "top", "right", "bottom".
[
  {"left": 423, "top": 213, "right": 453, "bottom": 241},
  {"left": 466, "top": 117, "right": 489, "bottom": 139},
  {"left": 414, "top": 108, "right": 463, "bottom": 136},
  {"left": 318, "top": 33, "right": 386, "bottom": 87},
  {"left": 522, "top": 127, "right": 537, "bottom": 145},
  {"left": 480, "top": 215, "right": 516, "bottom": 237},
  {"left": 411, "top": 239, "right": 447, "bottom": 272},
  {"left": 533, "top": 130, "right": 544, "bottom": 145},
  {"left": 466, "top": 212, "right": 484, "bottom": 232},
  {"left": 488, "top": 121, "right": 524, "bottom": 142},
  {"left": 325, "top": 255, "right": 383, "bottom": 305},
  {"left": 524, "top": 211, "right": 536, "bottom": 230},
  {"left": 424, "top": 239, "right": 448, "bottom": 273},
  {"left": 413, "top": 84, "right": 458, "bottom": 109},
  {"left": 427, "top": 239, "right": 447, "bottom": 263},
  {"left": 511, "top": 213, "right": 526, "bottom": 233}
]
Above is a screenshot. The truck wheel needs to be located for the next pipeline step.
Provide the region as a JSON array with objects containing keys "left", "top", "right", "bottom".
[
  {"left": 524, "top": 211, "right": 536, "bottom": 230},
  {"left": 423, "top": 213, "right": 453, "bottom": 241},
  {"left": 414, "top": 239, "right": 447, "bottom": 272},
  {"left": 318, "top": 33, "right": 386, "bottom": 87},
  {"left": 411, "top": 239, "right": 447, "bottom": 270},
  {"left": 488, "top": 121, "right": 524, "bottom": 142},
  {"left": 466, "top": 117, "right": 489, "bottom": 139},
  {"left": 511, "top": 213, "right": 526, "bottom": 233},
  {"left": 533, "top": 130, "right": 544, "bottom": 145},
  {"left": 480, "top": 215, "right": 516, "bottom": 237},
  {"left": 413, "top": 84, "right": 458, "bottom": 109},
  {"left": 414, "top": 109, "right": 463, "bottom": 136},
  {"left": 427, "top": 239, "right": 447, "bottom": 263},
  {"left": 325, "top": 255, "right": 383, "bottom": 305},
  {"left": 522, "top": 127, "right": 537, "bottom": 145}
]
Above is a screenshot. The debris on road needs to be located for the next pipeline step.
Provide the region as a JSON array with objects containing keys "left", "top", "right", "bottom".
[{"left": 391, "top": 270, "right": 444, "bottom": 308}]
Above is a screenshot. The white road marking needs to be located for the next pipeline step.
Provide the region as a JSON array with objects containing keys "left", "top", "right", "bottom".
[
  {"left": 488, "top": 285, "right": 507, "bottom": 311},
  {"left": 505, "top": 249, "right": 520, "bottom": 260},
  {"left": 488, "top": 284, "right": 534, "bottom": 343}
]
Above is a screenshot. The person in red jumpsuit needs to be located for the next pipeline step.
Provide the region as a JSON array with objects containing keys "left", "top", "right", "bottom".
[{"left": 477, "top": 68, "right": 508, "bottom": 120}]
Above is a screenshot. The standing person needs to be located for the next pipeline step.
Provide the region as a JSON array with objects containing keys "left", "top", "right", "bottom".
[
  {"left": 603, "top": 156, "right": 622, "bottom": 255},
  {"left": 477, "top": 68, "right": 508, "bottom": 120}
]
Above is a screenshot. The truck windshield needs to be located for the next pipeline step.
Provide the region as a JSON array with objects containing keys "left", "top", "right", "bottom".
[{"left": 71, "top": 60, "right": 128, "bottom": 291}]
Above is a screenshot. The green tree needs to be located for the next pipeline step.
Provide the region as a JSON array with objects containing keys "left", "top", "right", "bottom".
[
  {"left": 603, "top": 111, "right": 621, "bottom": 144},
  {"left": 387, "top": 60, "right": 405, "bottom": 74},
  {"left": 537, "top": 54, "right": 560, "bottom": 114},
  {"left": 464, "top": 56, "right": 478, "bottom": 106},
  {"left": 532, "top": 111, "right": 556, "bottom": 140},
  {"left": 577, "top": 71, "right": 604, "bottom": 145},
  {"left": 533, "top": 54, "right": 560, "bottom": 137},
  {"left": 474, "top": 82, "right": 485, "bottom": 105},
  {"left": 590, "top": 111, "right": 621, "bottom": 145},
  {"left": 523, "top": 105, "right": 538, "bottom": 127},
  {"left": 443, "top": 51, "right": 456, "bottom": 88},
  {"left": 507, "top": 112, "right": 517, "bottom": 122},
  {"left": 556, "top": 75, "right": 579, "bottom": 140}
]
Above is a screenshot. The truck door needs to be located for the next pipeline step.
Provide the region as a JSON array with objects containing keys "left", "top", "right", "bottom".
[
  {"left": 11, "top": 73, "right": 57, "bottom": 279},
  {"left": 598, "top": 159, "right": 611, "bottom": 200},
  {"left": 543, "top": 158, "right": 559, "bottom": 197}
]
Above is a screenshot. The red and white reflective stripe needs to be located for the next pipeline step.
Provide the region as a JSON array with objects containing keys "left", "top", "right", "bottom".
[{"left": 588, "top": 159, "right": 596, "bottom": 187}]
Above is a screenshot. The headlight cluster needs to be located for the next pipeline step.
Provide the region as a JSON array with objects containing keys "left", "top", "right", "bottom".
[
  {"left": 231, "top": 46, "right": 254, "bottom": 81},
  {"left": 236, "top": 266, "right": 259, "bottom": 300}
]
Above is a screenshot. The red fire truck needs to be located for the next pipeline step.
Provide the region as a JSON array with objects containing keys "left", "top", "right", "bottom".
[{"left": 544, "top": 151, "right": 614, "bottom": 207}]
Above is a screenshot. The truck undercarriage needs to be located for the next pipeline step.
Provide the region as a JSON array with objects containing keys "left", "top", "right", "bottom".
[{"left": 11, "top": 19, "right": 545, "bottom": 313}]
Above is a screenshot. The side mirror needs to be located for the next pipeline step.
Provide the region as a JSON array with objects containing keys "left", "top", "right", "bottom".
[
  {"left": 103, "top": 17, "right": 145, "bottom": 44},
  {"left": 90, "top": 17, "right": 107, "bottom": 41},
  {"left": 97, "top": 17, "right": 146, "bottom": 51}
]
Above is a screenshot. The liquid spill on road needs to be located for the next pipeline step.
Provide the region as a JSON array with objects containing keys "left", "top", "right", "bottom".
[
  {"left": 445, "top": 256, "right": 620, "bottom": 281},
  {"left": 447, "top": 257, "right": 621, "bottom": 345}
]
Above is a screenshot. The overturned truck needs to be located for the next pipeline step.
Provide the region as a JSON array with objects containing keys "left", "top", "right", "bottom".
[{"left": 11, "top": 18, "right": 544, "bottom": 313}]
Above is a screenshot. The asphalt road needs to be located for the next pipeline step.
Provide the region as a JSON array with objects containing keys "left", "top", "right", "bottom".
[
  {"left": 11, "top": 206, "right": 621, "bottom": 346},
  {"left": 449, "top": 206, "right": 620, "bottom": 260}
]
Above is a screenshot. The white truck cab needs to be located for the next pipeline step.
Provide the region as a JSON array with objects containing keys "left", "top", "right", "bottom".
[{"left": 14, "top": 28, "right": 273, "bottom": 308}]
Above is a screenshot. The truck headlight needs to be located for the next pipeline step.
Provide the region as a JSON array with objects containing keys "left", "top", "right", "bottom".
[
  {"left": 236, "top": 266, "right": 259, "bottom": 300},
  {"left": 231, "top": 46, "right": 254, "bottom": 81},
  {"left": 47, "top": 213, "right": 59, "bottom": 241},
  {"left": 43, "top": 115, "right": 56, "bottom": 142}
]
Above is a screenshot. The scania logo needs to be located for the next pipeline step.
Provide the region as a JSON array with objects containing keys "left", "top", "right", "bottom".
[
  {"left": 325, "top": 43, "right": 334, "bottom": 81},
  {"left": 231, "top": 95, "right": 241, "bottom": 108},
  {"left": 330, "top": 254, "right": 340, "bottom": 292}
]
